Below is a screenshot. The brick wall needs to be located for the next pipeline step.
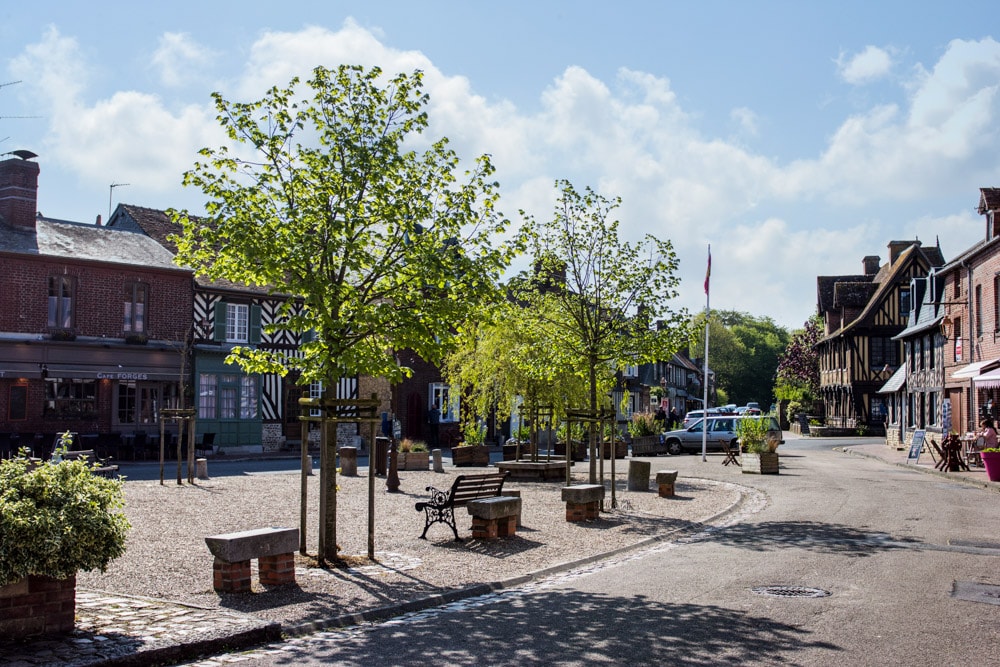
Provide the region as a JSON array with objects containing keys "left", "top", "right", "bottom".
[
  {"left": 0, "top": 574, "right": 76, "bottom": 639},
  {"left": 0, "top": 253, "right": 192, "bottom": 340}
]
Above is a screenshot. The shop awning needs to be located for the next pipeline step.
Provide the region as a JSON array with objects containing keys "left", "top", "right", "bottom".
[
  {"left": 974, "top": 368, "right": 1000, "bottom": 388},
  {"left": 0, "top": 362, "right": 43, "bottom": 379},
  {"left": 950, "top": 358, "right": 1000, "bottom": 380},
  {"left": 877, "top": 365, "right": 907, "bottom": 394}
]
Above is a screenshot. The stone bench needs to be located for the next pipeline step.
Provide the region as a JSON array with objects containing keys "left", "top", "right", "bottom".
[
  {"left": 205, "top": 526, "right": 299, "bottom": 593},
  {"left": 467, "top": 495, "right": 522, "bottom": 539},
  {"left": 561, "top": 484, "right": 604, "bottom": 522},
  {"left": 656, "top": 470, "right": 678, "bottom": 497}
]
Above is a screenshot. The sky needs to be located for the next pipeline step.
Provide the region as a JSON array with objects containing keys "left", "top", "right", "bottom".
[{"left": 3, "top": 1, "right": 1000, "bottom": 330}]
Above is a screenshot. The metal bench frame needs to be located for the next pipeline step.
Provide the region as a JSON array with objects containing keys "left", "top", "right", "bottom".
[{"left": 415, "top": 472, "right": 509, "bottom": 540}]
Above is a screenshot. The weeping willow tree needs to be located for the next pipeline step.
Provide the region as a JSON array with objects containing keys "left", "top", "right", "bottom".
[{"left": 442, "top": 298, "right": 587, "bottom": 451}]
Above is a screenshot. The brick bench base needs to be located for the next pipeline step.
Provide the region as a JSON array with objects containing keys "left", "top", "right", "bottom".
[
  {"left": 206, "top": 527, "right": 299, "bottom": 593},
  {"left": 0, "top": 575, "right": 76, "bottom": 639},
  {"left": 467, "top": 496, "right": 522, "bottom": 539},
  {"left": 561, "top": 484, "right": 605, "bottom": 522},
  {"left": 656, "top": 470, "right": 679, "bottom": 498}
]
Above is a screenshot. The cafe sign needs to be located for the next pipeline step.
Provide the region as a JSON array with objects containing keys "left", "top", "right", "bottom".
[{"left": 96, "top": 371, "right": 151, "bottom": 380}]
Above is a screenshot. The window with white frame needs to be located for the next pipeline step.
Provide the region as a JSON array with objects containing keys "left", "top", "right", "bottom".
[
  {"left": 226, "top": 303, "right": 249, "bottom": 343},
  {"left": 429, "top": 383, "right": 459, "bottom": 423},
  {"left": 219, "top": 374, "right": 238, "bottom": 419},
  {"left": 240, "top": 376, "right": 258, "bottom": 419},
  {"left": 199, "top": 374, "right": 217, "bottom": 419}
]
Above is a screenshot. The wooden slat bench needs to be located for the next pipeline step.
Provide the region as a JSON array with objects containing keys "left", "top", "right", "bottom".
[{"left": 415, "top": 471, "right": 509, "bottom": 540}]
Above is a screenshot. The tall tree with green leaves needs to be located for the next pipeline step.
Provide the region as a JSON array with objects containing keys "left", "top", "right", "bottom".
[
  {"left": 775, "top": 314, "right": 822, "bottom": 403},
  {"left": 171, "top": 65, "right": 519, "bottom": 560},
  {"left": 690, "top": 310, "right": 790, "bottom": 409},
  {"left": 517, "top": 180, "right": 688, "bottom": 482}
]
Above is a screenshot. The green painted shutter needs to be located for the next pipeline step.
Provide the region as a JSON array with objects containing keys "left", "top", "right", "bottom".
[{"left": 214, "top": 302, "right": 227, "bottom": 342}]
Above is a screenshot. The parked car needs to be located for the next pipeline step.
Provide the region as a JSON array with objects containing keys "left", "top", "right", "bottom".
[
  {"left": 682, "top": 409, "right": 720, "bottom": 429},
  {"left": 663, "top": 415, "right": 783, "bottom": 456}
]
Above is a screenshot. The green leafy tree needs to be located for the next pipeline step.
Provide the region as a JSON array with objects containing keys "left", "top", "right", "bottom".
[
  {"left": 775, "top": 314, "right": 822, "bottom": 403},
  {"left": 171, "top": 65, "right": 518, "bottom": 560},
  {"left": 442, "top": 299, "right": 587, "bottom": 447},
  {"left": 517, "top": 180, "right": 688, "bottom": 482},
  {"left": 691, "top": 310, "right": 789, "bottom": 409}
]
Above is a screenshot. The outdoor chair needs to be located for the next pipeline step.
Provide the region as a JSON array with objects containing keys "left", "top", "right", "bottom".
[{"left": 196, "top": 432, "right": 216, "bottom": 457}]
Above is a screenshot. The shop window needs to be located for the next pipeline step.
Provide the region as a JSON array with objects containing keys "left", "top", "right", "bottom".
[
  {"left": 8, "top": 385, "right": 27, "bottom": 421},
  {"left": 429, "top": 383, "right": 460, "bottom": 423},
  {"left": 199, "top": 373, "right": 217, "bottom": 419},
  {"left": 47, "top": 275, "right": 75, "bottom": 330},
  {"left": 44, "top": 378, "right": 96, "bottom": 420},
  {"left": 118, "top": 383, "right": 136, "bottom": 423},
  {"left": 123, "top": 282, "right": 148, "bottom": 333},
  {"left": 240, "top": 376, "right": 258, "bottom": 419}
]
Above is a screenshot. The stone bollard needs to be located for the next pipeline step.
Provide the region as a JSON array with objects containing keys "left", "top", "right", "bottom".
[
  {"left": 339, "top": 446, "right": 358, "bottom": 476},
  {"left": 627, "top": 459, "right": 651, "bottom": 491},
  {"left": 196, "top": 457, "right": 209, "bottom": 480},
  {"left": 304, "top": 454, "right": 313, "bottom": 476},
  {"left": 432, "top": 448, "right": 444, "bottom": 473},
  {"left": 500, "top": 489, "right": 523, "bottom": 527},
  {"left": 656, "top": 470, "right": 678, "bottom": 497}
]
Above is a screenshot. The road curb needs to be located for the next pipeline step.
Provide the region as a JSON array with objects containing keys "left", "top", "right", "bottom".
[
  {"left": 836, "top": 446, "right": 1000, "bottom": 493},
  {"left": 282, "top": 478, "right": 756, "bottom": 637}
]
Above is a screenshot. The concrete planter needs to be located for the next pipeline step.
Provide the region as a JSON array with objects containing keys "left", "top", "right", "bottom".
[
  {"left": 742, "top": 451, "right": 779, "bottom": 474},
  {"left": 0, "top": 574, "right": 76, "bottom": 639}
]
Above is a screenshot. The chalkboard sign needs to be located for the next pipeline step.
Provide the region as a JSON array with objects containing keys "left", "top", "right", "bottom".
[{"left": 906, "top": 430, "right": 926, "bottom": 464}]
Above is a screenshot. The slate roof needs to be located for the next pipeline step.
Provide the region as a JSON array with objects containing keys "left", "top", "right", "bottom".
[
  {"left": 817, "top": 274, "right": 872, "bottom": 314},
  {"left": 0, "top": 215, "right": 180, "bottom": 270}
]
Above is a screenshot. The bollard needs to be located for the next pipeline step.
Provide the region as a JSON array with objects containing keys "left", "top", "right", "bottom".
[
  {"left": 340, "top": 446, "right": 358, "bottom": 476},
  {"left": 656, "top": 470, "right": 678, "bottom": 497},
  {"left": 196, "top": 457, "right": 209, "bottom": 480},
  {"left": 304, "top": 454, "right": 313, "bottom": 476},
  {"left": 432, "top": 448, "right": 444, "bottom": 473},
  {"left": 627, "top": 459, "right": 651, "bottom": 491}
]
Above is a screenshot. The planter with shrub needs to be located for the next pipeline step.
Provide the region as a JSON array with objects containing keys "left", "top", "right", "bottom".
[{"left": 0, "top": 438, "right": 129, "bottom": 638}]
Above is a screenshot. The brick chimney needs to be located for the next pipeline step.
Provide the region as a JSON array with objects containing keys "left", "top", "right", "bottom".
[
  {"left": 0, "top": 154, "right": 40, "bottom": 230},
  {"left": 862, "top": 255, "right": 880, "bottom": 275}
]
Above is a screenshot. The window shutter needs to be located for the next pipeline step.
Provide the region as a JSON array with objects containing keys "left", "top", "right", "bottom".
[
  {"left": 250, "top": 304, "right": 262, "bottom": 344},
  {"left": 214, "top": 302, "right": 227, "bottom": 342}
]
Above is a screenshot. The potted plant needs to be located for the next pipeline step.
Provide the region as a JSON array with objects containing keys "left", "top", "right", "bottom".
[
  {"left": 0, "top": 438, "right": 130, "bottom": 639},
  {"left": 397, "top": 438, "right": 430, "bottom": 470},
  {"left": 981, "top": 447, "right": 1000, "bottom": 482},
  {"left": 737, "top": 416, "right": 780, "bottom": 474},
  {"left": 452, "top": 420, "right": 490, "bottom": 467},
  {"left": 503, "top": 425, "right": 530, "bottom": 461},
  {"left": 554, "top": 422, "right": 587, "bottom": 461},
  {"left": 628, "top": 412, "right": 665, "bottom": 456}
]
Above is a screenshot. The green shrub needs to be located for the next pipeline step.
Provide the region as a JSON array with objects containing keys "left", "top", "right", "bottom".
[
  {"left": 628, "top": 412, "right": 659, "bottom": 437},
  {"left": 0, "top": 455, "right": 130, "bottom": 586},
  {"left": 736, "top": 417, "right": 771, "bottom": 454},
  {"left": 459, "top": 420, "right": 486, "bottom": 446},
  {"left": 556, "top": 422, "right": 583, "bottom": 442}
]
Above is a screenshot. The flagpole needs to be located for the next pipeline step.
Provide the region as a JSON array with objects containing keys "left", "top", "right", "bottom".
[{"left": 702, "top": 244, "right": 711, "bottom": 462}]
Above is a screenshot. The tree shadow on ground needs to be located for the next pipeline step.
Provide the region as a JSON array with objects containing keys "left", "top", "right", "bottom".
[
  {"left": 703, "top": 520, "right": 922, "bottom": 557},
  {"left": 263, "top": 589, "right": 843, "bottom": 666}
]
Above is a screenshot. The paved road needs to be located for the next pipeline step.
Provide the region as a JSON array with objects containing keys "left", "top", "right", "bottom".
[{"left": 182, "top": 435, "right": 1000, "bottom": 666}]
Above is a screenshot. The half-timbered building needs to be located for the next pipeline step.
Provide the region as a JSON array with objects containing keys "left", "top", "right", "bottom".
[{"left": 816, "top": 240, "right": 945, "bottom": 433}]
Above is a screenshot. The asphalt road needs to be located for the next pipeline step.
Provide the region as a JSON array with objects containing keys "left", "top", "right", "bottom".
[{"left": 185, "top": 434, "right": 1000, "bottom": 666}]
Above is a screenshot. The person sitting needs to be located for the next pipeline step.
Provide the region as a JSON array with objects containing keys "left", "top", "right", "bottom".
[{"left": 979, "top": 417, "right": 997, "bottom": 450}]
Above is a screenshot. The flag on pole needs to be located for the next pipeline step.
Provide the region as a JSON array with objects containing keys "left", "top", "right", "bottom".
[{"left": 704, "top": 246, "right": 711, "bottom": 295}]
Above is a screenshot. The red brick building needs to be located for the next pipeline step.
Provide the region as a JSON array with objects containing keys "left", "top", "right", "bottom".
[{"left": 0, "top": 155, "right": 193, "bottom": 457}]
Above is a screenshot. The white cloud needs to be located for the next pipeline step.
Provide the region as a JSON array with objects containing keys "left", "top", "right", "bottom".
[
  {"left": 151, "top": 32, "right": 218, "bottom": 88},
  {"left": 837, "top": 45, "right": 895, "bottom": 85}
]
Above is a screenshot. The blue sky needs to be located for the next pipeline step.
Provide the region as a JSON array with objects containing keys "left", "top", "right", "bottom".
[{"left": 3, "top": 1, "right": 999, "bottom": 329}]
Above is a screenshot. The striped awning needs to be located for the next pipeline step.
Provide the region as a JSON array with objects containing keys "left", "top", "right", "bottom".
[
  {"left": 951, "top": 358, "right": 1000, "bottom": 380},
  {"left": 974, "top": 368, "right": 1000, "bottom": 388}
]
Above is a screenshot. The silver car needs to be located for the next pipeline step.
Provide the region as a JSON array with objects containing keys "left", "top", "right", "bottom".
[{"left": 663, "top": 415, "right": 783, "bottom": 456}]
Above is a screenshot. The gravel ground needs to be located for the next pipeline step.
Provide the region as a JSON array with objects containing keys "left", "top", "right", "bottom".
[{"left": 77, "top": 465, "right": 744, "bottom": 629}]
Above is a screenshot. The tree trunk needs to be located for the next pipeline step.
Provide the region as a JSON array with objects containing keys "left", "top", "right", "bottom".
[{"left": 589, "top": 357, "right": 598, "bottom": 483}]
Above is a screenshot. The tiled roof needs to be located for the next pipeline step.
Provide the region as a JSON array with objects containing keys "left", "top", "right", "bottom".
[
  {"left": 111, "top": 204, "right": 274, "bottom": 296},
  {"left": 980, "top": 187, "right": 1000, "bottom": 214},
  {"left": 817, "top": 274, "right": 871, "bottom": 314}
]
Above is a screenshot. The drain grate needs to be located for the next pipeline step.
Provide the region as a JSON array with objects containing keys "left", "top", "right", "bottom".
[{"left": 751, "top": 585, "right": 831, "bottom": 598}]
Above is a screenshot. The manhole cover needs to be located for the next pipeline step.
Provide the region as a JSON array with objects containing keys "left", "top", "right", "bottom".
[{"left": 751, "top": 586, "right": 831, "bottom": 598}]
